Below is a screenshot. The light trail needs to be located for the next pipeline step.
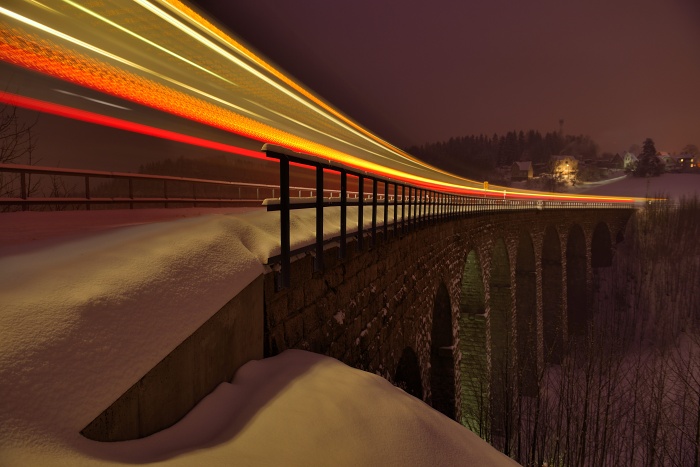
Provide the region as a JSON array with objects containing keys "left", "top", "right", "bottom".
[
  {"left": 0, "top": 91, "right": 266, "bottom": 160},
  {"left": 0, "top": 0, "right": 641, "bottom": 205}
]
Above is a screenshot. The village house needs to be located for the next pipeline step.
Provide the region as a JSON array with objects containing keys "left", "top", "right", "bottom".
[
  {"left": 676, "top": 155, "right": 696, "bottom": 171},
  {"left": 549, "top": 155, "right": 578, "bottom": 180},
  {"left": 511, "top": 161, "right": 533, "bottom": 181},
  {"left": 623, "top": 152, "right": 638, "bottom": 171},
  {"left": 658, "top": 154, "right": 677, "bottom": 172},
  {"left": 608, "top": 153, "right": 623, "bottom": 169}
]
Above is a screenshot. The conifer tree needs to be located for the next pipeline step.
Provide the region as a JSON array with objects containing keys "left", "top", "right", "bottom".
[{"left": 634, "top": 138, "right": 663, "bottom": 177}]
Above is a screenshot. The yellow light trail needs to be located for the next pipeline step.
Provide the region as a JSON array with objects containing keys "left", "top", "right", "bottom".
[{"left": 0, "top": 0, "right": 641, "bottom": 204}]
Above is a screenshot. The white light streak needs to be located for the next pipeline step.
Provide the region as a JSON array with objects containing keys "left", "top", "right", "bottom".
[
  {"left": 54, "top": 88, "right": 131, "bottom": 110},
  {"left": 0, "top": 5, "right": 269, "bottom": 122}
]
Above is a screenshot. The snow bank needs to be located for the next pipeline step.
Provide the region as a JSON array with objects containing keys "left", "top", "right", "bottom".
[
  {"left": 1, "top": 351, "right": 519, "bottom": 466},
  {"left": 0, "top": 212, "right": 265, "bottom": 445}
]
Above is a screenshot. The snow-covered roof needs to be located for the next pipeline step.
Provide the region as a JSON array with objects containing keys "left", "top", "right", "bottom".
[{"left": 513, "top": 161, "right": 532, "bottom": 171}]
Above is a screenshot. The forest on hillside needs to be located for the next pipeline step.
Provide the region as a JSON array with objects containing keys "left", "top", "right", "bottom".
[{"left": 406, "top": 131, "right": 600, "bottom": 180}]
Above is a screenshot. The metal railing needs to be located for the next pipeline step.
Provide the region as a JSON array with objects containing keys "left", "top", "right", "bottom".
[
  {"left": 2, "top": 156, "right": 638, "bottom": 293},
  {"left": 262, "top": 144, "right": 635, "bottom": 290},
  {"left": 0, "top": 163, "right": 306, "bottom": 210}
]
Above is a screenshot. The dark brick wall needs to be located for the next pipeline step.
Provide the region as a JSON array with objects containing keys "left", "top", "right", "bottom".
[{"left": 263, "top": 208, "right": 633, "bottom": 423}]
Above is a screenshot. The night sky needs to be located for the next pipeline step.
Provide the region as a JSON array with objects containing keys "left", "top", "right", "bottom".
[{"left": 190, "top": 0, "right": 700, "bottom": 155}]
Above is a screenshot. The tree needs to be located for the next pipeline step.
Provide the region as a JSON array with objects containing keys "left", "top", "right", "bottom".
[
  {"left": 0, "top": 104, "right": 39, "bottom": 205},
  {"left": 681, "top": 144, "right": 698, "bottom": 156},
  {"left": 633, "top": 138, "right": 663, "bottom": 177}
]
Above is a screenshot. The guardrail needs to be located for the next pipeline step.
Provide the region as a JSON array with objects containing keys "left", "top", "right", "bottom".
[
  {"left": 0, "top": 163, "right": 316, "bottom": 210},
  {"left": 262, "top": 144, "right": 635, "bottom": 290}
]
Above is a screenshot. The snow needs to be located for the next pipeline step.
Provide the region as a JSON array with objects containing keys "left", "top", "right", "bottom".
[
  {"left": 0, "top": 206, "right": 518, "bottom": 466},
  {"left": 580, "top": 173, "right": 700, "bottom": 200}
]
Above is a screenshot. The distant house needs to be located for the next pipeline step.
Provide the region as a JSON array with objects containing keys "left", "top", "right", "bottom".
[
  {"left": 623, "top": 152, "right": 638, "bottom": 171},
  {"left": 676, "top": 155, "right": 696, "bottom": 171},
  {"left": 658, "top": 154, "right": 677, "bottom": 172},
  {"left": 532, "top": 162, "right": 548, "bottom": 176},
  {"left": 609, "top": 153, "right": 623, "bottom": 169},
  {"left": 511, "top": 161, "right": 533, "bottom": 181},
  {"left": 550, "top": 155, "right": 578, "bottom": 180}
]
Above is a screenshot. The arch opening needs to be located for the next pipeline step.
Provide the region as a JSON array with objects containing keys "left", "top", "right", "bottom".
[
  {"left": 591, "top": 222, "right": 613, "bottom": 268},
  {"left": 430, "top": 282, "right": 456, "bottom": 420},
  {"left": 395, "top": 347, "right": 423, "bottom": 400},
  {"left": 461, "top": 250, "right": 485, "bottom": 314},
  {"left": 515, "top": 232, "right": 537, "bottom": 396},
  {"left": 490, "top": 239, "right": 512, "bottom": 447},
  {"left": 542, "top": 226, "right": 563, "bottom": 364},
  {"left": 567, "top": 224, "right": 588, "bottom": 336},
  {"left": 458, "top": 250, "right": 488, "bottom": 434}
]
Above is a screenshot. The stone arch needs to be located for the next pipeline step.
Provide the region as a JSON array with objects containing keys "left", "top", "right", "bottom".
[
  {"left": 458, "top": 249, "right": 488, "bottom": 433},
  {"left": 490, "top": 238, "right": 512, "bottom": 441},
  {"left": 542, "top": 225, "right": 563, "bottom": 363},
  {"left": 460, "top": 250, "right": 485, "bottom": 314},
  {"left": 591, "top": 222, "right": 613, "bottom": 268},
  {"left": 567, "top": 224, "right": 588, "bottom": 336},
  {"left": 430, "top": 282, "right": 456, "bottom": 419},
  {"left": 395, "top": 347, "right": 423, "bottom": 400},
  {"left": 515, "top": 231, "right": 537, "bottom": 395}
]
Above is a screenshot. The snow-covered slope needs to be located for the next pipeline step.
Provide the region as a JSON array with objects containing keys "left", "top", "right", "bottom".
[{"left": 581, "top": 173, "right": 699, "bottom": 200}]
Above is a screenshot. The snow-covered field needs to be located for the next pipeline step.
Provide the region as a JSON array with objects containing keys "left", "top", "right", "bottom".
[
  {"left": 579, "top": 173, "right": 699, "bottom": 200},
  {"left": 1, "top": 206, "right": 519, "bottom": 466}
]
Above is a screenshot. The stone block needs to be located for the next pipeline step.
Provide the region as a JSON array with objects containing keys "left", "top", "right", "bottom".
[
  {"left": 289, "top": 286, "right": 305, "bottom": 313},
  {"left": 284, "top": 312, "right": 304, "bottom": 348},
  {"left": 289, "top": 254, "right": 313, "bottom": 288},
  {"left": 304, "top": 276, "right": 327, "bottom": 307},
  {"left": 266, "top": 295, "right": 288, "bottom": 329}
]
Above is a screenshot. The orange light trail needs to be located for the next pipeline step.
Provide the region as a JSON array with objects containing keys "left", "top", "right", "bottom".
[
  {"left": 0, "top": 1, "right": 641, "bottom": 205},
  {"left": 0, "top": 29, "right": 469, "bottom": 190}
]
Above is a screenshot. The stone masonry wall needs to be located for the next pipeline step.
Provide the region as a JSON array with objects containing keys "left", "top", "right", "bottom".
[{"left": 263, "top": 208, "right": 633, "bottom": 419}]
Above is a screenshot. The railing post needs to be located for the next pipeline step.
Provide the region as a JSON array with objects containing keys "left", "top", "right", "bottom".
[
  {"left": 427, "top": 190, "right": 435, "bottom": 225},
  {"left": 383, "top": 181, "right": 388, "bottom": 242},
  {"left": 279, "top": 153, "right": 291, "bottom": 289},
  {"left": 314, "top": 164, "right": 324, "bottom": 273},
  {"left": 371, "top": 178, "right": 378, "bottom": 248},
  {"left": 128, "top": 178, "right": 134, "bottom": 209},
  {"left": 85, "top": 176, "right": 91, "bottom": 211},
  {"left": 20, "top": 172, "right": 27, "bottom": 211},
  {"left": 401, "top": 185, "right": 406, "bottom": 236},
  {"left": 434, "top": 192, "right": 438, "bottom": 221},
  {"left": 393, "top": 183, "right": 398, "bottom": 239},
  {"left": 418, "top": 189, "right": 423, "bottom": 228},
  {"left": 340, "top": 170, "right": 347, "bottom": 260},
  {"left": 163, "top": 179, "right": 167, "bottom": 209},
  {"left": 358, "top": 175, "right": 364, "bottom": 251},
  {"left": 407, "top": 186, "right": 412, "bottom": 232}
]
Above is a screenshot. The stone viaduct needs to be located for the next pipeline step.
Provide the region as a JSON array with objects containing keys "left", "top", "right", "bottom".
[{"left": 83, "top": 207, "right": 633, "bottom": 443}]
